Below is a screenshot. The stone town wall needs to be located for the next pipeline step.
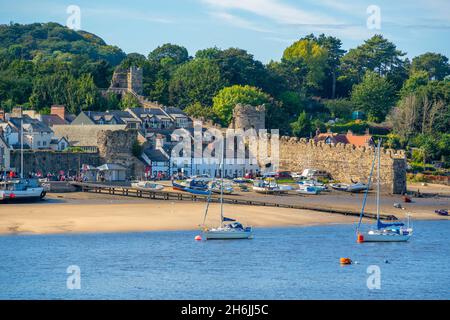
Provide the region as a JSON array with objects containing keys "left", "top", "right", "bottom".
[
  {"left": 278, "top": 137, "right": 407, "bottom": 194},
  {"left": 10, "top": 129, "right": 146, "bottom": 179},
  {"left": 10, "top": 151, "right": 100, "bottom": 176}
]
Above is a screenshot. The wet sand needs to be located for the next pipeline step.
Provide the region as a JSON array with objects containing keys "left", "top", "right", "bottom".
[{"left": 0, "top": 190, "right": 447, "bottom": 235}]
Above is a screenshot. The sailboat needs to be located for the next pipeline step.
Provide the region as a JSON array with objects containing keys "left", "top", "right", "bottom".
[
  {"left": 0, "top": 119, "right": 45, "bottom": 202},
  {"left": 201, "top": 138, "right": 253, "bottom": 240},
  {"left": 356, "top": 139, "right": 413, "bottom": 242}
]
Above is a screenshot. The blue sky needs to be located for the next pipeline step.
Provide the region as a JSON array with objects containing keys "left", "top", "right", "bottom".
[{"left": 1, "top": 0, "right": 449, "bottom": 63}]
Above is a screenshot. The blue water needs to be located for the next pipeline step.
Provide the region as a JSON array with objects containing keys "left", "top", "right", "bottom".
[{"left": 0, "top": 221, "right": 449, "bottom": 299}]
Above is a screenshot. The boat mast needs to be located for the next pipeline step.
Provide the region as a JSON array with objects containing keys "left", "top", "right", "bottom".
[
  {"left": 220, "top": 134, "right": 225, "bottom": 227},
  {"left": 376, "top": 139, "right": 382, "bottom": 225},
  {"left": 20, "top": 119, "right": 23, "bottom": 179},
  {"left": 356, "top": 139, "right": 378, "bottom": 233}
]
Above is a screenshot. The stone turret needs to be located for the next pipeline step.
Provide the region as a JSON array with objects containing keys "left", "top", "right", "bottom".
[
  {"left": 127, "top": 66, "right": 143, "bottom": 95},
  {"left": 230, "top": 104, "right": 265, "bottom": 131},
  {"left": 109, "top": 66, "right": 143, "bottom": 95}
]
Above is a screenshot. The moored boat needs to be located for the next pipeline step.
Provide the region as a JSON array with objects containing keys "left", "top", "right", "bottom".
[
  {"left": 0, "top": 179, "right": 46, "bottom": 201},
  {"left": 201, "top": 139, "right": 252, "bottom": 240},
  {"left": 356, "top": 139, "right": 413, "bottom": 243}
]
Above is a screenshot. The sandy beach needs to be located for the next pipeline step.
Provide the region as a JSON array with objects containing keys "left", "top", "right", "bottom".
[{"left": 1, "top": 188, "right": 447, "bottom": 235}]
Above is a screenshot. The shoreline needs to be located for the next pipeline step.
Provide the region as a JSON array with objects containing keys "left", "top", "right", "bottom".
[{"left": 0, "top": 192, "right": 447, "bottom": 236}]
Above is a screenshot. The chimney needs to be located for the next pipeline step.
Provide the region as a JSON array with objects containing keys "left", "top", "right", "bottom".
[
  {"left": 0, "top": 109, "right": 4, "bottom": 121},
  {"left": 12, "top": 107, "right": 22, "bottom": 118},
  {"left": 51, "top": 105, "right": 66, "bottom": 120},
  {"left": 347, "top": 130, "right": 353, "bottom": 136}
]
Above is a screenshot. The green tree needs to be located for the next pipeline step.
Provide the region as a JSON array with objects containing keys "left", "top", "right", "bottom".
[
  {"left": 304, "top": 34, "right": 346, "bottom": 98},
  {"left": 323, "top": 98, "right": 354, "bottom": 120},
  {"left": 169, "top": 58, "right": 225, "bottom": 108},
  {"left": 184, "top": 102, "right": 216, "bottom": 120},
  {"left": 148, "top": 43, "right": 189, "bottom": 65},
  {"left": 340, "top": 35, "right": 407, "bottom": 94},
  {"left": 120, "top": 92, "right": 140, "bottom": 109},
  {"left": 351, "top": 71, "right": 396, "bottom": 122},
  {"left": 212, "top": 85, "right": 271, "bottom": 125},
  {"left": 411, "top": 52, "right": 450, "bottom": 80},
  {"left": 290, "top": 111, "right": 311, "bottom": 137},
  {"left": 283, "top": 39, "right": 328, "bottom": 91}
]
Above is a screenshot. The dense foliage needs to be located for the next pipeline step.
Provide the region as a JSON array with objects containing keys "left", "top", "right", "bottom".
[{"left": 0, "top": 23, "right": 449, "bottom": 165}]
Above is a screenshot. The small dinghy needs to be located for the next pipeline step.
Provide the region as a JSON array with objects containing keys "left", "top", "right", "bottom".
[
  {"left": 131, "top": 181, "right": 164, "bottom": 191},
  {"left": 296, "top": 186, "right": 320, "bottom": 195},
  {"left": 435, "top": 209, "right": 448, "bottom": 216}
]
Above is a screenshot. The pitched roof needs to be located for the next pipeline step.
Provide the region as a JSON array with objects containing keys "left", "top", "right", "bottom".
[
  {"left": 314, "top": 131, "right": 373, "bottom": 147},
  {"left": 128, "top": 107, "right": 172, "bottom": 120},
  {"left": 8, "top": 115, "right": 53, "bottom": 133},
  {"left": 143, "top": 148, "right": 169, "bottom": 162},
  {"left": 41, "top": 114, "right": 68, "bottom": 126},
  {"left": 52, "top": 124, "right": 127, "bottom": 147}
]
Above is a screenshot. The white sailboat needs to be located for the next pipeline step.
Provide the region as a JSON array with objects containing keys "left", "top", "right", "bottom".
[
  {"left": 356, "top": 140, "right": 413, "bottom": 242},
  {"left": 201, "top": 138, "right": 253, "bottom": 240}
]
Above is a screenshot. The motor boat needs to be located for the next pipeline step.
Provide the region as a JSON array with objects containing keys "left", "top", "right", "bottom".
[{"left": 0, "top": 178, "right": 46, "bottom": 201}]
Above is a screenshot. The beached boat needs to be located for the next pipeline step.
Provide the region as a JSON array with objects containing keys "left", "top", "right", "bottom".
[
  {"left": 252, "top": 180, "right": 281, "bottom": 194},
  {"left": 435, "top": 209, "right": 448, "bottom": 216},
  {"left": 172, "top": 179, "right": 210, "bottom": 195},
  {"left": 201, "top": 140, "right": 252, "bottom": 240},
  {"left": 296, "top": 185, "right": 321, "bottom": 195},
  {"left": 356, "top": 140, "right": 413, "bottom": 243},
  {"left": 330, "top": 182, "right": 368, "bottom": 192},
  {"left": 298, "top": 180, "right": 327, "bottom": 191},
  {"left": 172, "top": 180, "right": 188, "bottom": 191},
  {"left": 0, "top": 179, "right": 46, "bottom": 201},
  {"left": 131, "top": 181, "right": 164, "bottom": 191},
  {"left": 209, "top": 180, "right": 234, "bottom": 194}
]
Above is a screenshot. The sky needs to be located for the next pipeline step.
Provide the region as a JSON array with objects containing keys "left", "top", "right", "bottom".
[{"left": 1, "top": 0, "right": 449, "bottom": 63}]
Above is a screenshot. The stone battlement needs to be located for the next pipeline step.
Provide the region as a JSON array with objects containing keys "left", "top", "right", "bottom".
[
  {"left": 279, "top": 136, "right": 406, "bottom": 159},
  {"left": 276, "top": 136, "right": 407, "bottom": 194}
]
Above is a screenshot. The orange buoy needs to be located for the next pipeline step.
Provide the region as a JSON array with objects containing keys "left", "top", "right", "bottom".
[
  {"left": 340, "top": 258, "right": 352, "bottom": 265},
  {"left": 357, "top": 233, "right": 364, "bottom": 243},
  {"left": 194, "top": 235, "right": 202, "bottom": 241}
]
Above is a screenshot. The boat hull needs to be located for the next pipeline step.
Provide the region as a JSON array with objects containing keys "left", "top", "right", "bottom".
[
  {"left": 0, "top": 188, "right": 45, "bottom": 201},
  {"left": 203, "top": 230, "right": 253, "bottom": 240},
  {"left": 362, "top": 232, "right": 410, "bottom": 242}
]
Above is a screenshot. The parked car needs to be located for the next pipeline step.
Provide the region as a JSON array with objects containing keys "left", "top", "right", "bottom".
[
  {"left": 275, "top": 171, "right": 292, "bottom": 179},
  {"left": 244, "top": 172, "right": 255, "bottom": 179},
  {"left": 300, "top": 169, "right": 330, "bottom": 180}
]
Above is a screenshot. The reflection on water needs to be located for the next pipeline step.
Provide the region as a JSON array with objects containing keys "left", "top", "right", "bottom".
[{"left": 0, "top": 221, "right": 449, "bottom": 299}]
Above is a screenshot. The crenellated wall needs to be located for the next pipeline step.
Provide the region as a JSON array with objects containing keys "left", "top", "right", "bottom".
[{"left": 278, "top": 137, "right": 407, "bottom": 194}]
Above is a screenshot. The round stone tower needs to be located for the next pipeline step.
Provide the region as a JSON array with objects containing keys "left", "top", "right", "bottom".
[{"left": 230, "top": 104, "right": 266, "bottom": 131}]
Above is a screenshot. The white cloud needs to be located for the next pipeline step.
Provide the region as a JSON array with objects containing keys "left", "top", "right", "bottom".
[
  {"left": 210, "top": 11, "right": 273, "bottom": 33},
  {"left": 201, "top": 0, "right": 339, "bottom": 25}
]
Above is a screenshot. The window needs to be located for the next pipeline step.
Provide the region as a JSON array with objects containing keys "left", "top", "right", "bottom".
[
  {"left": 37, "top": 141, "right": 41, "bottom": 146},
  {"left": 43, "top": 141, "right": 47, "bottom": 146}
]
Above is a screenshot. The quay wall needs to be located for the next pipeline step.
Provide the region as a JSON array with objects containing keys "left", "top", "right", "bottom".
[
  {"left": 10, "top": 151, "right": 100, "bottom": 175},
  {"left": 10, "top": 129, "right": 145, "bottom": 178},
  {"left": 277, "top": 137, "right": 407, "bottom": 194}
]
